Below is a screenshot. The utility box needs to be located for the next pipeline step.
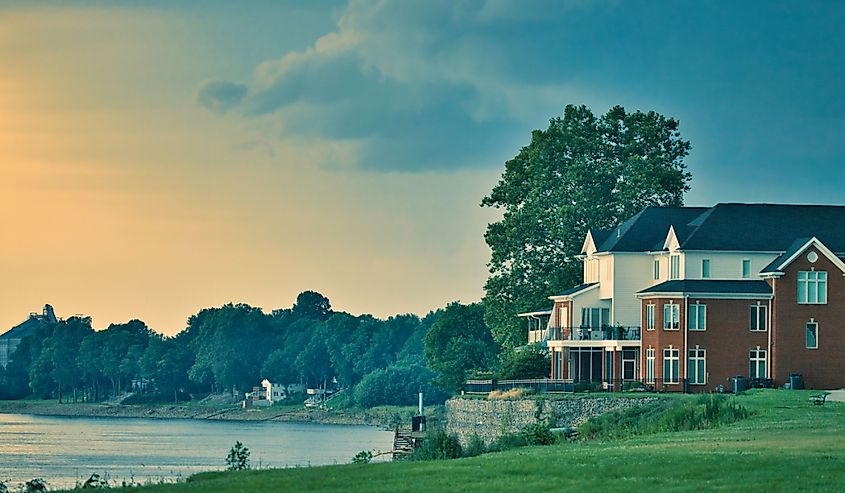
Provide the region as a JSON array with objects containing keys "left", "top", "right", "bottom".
[
  {"left": 731, "top": 376, "right": 747, "bottom": 394},
  {"left": 412, "top": 416, "right": 426, "bottom": 433},
  {"left": 788, "top": 373, "right": 805, "bottom": 390}
]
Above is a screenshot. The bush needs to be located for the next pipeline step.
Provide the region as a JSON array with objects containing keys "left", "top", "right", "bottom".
[
  {"left": 352, "top": 450, "right": 372, "bottom": 464},
  {"left": 496, "top": 344, "right": 550, "bottom": 380},
  {"left": 225, "top": 441, "right": 250, "bottom": 471},
  {"left": 522, "top": 422, "right": 556, "bottom": 445},
  {"left": 462, "top": 434, "right": 487, "bottom": 457},
  {"left": 487, "top": 432, "right": 530, "bottom": 452},
  {"left": 577, "top": 395, "right": 749, "bottom": 441},
  {"left": 410, "top": 430, "right": 462, "bottom": 461}
]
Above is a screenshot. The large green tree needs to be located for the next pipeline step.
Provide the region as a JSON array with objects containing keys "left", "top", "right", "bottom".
[
  {"left": 423, "top": 302, "right": 499, "bottom": 393},
  {"left": 482, "top": 105, "right": 691, "bottom": 347}
]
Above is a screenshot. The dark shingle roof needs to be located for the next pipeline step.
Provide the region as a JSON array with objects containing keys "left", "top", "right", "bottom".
[
  {"left": 637, "top": 280, "right": 773, "bottom": 295},
  {"left": 594, "top": 207, "right": 710, "bottom": 252},
  {"left": 679, "top": 204, "right": 845, "bottom": 252},
  {"left": 592, "top": 203, "right": 845, "bottom": 254},
  {"left": 760, "top": 237, "right": 813, "bottom": 274}
]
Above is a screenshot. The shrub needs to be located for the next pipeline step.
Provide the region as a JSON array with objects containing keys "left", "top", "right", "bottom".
[
  {"left": 487, "top": 432, "right": 530, "bottom": 452},
  {"left": 577, "top": 395, "right": 749, "bottom": 441},
  {"left": 488, "top": 388, "right": 527, "bottom": 400},
  {"left": 523, "top": 422, "right": 556, "bottom": 445},
  {"left": 462, "top": 434, "right": 487, "bottom": 457},
  {"left": 496, "top": 344, "right": 550, "bottom": 380},
  {"left": 352, "top": 450, "right": 373, "bottom": 464},
  {"left": 225, "top": 441, "right": 250, "bottom": 471},
  {"left": 410, "top": 430, "right": 462, "bottom": 461}
]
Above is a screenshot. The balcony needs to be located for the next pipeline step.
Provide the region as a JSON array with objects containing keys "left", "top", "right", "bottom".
[{"left": 532, "top": 325, "right": 640, "bottom": 342}]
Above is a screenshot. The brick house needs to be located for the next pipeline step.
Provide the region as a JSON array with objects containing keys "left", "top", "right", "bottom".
[{"left": 520, "top": 204, "right": 845, "bottom": 391}]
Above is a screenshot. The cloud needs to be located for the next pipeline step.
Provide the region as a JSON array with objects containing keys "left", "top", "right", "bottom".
[
  {"left": 195, "top": 0, "right": 591, "bottom": 171},
  {"left": 196, "top": 80, "right": 248, "bottom": 113},
  {"left": 196, "top": 0, "right": 845, "bottom": 179}
]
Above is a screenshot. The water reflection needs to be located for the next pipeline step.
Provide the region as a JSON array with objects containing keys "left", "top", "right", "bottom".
[{"left": 0, "top": 413, "right": 392, "bottom": 489}]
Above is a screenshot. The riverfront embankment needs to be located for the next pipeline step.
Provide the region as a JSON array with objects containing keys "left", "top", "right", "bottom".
[{"left": 0, "top": 399, "right": 436, "bottom": 428}]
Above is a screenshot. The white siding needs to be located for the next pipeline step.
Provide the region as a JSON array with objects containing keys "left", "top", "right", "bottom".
[
  {"left": 571, "top": 286, "right": 609, "bottom": 327},
  {"left": 612, "top": 254, "right": 655, "bottom": 326},
  {"left": 599, "top": 255, "right": 614, "bottom": 299},
  {"left": 683, "top": 252, "right": 779, "bottom": 279}
]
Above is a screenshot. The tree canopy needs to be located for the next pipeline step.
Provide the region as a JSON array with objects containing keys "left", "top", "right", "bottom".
[
  {"left": 423, "top": 302, "right": 500, "bottom": 392},
  {"left": 481, "top": 104, "right": 691, "bottom": 347}
]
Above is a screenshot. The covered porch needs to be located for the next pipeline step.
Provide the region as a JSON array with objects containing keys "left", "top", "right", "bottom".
[{"left": 549, "top": 342, "right": 641, "bottom": 391}]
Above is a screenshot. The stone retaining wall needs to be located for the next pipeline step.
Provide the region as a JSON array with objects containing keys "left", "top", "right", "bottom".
[{"left": 445, "top": 396, "right": 660, "bottom": 445}]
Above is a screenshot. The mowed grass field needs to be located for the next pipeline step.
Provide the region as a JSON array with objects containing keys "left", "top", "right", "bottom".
[{"left": 132, "top": 390, "right": 844, "bottom": 492}]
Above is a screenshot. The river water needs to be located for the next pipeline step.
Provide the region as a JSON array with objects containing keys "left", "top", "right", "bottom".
[{"left": 0, "top": 413, "right": 393, "bottom": 489}]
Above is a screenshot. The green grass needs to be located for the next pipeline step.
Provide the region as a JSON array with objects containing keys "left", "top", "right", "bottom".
[{"left": 71, "top": 390, "right": 845, "bottom": 492}]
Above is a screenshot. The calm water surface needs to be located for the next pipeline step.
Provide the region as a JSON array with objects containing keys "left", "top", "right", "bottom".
[{"left": 0, "top": 414, "right": 393, "bottom": 489}]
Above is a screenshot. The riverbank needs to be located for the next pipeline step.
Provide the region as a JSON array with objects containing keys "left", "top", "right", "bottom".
[
  {"left": 112, "top": 390, "right": 845, "bottom": 493},
  {"left": 0, "top": 400, "right": 436, "bottom": 428}
]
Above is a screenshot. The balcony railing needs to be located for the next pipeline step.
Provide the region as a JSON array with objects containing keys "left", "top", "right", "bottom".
[{"left": 530, "top": 325, "right": 641, "bottom": 343}]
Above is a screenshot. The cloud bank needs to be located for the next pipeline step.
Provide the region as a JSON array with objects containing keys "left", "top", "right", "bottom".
[
  {"left": 197, "top": 0, "right": 845, "bottom": 180},
  {"left": 196, "top": 0, "right": 594, "bottom": 171}
]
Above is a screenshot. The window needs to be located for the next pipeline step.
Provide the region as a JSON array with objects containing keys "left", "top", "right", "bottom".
[
  {"left": 653, "top": 259, "right": 660, "bottom": 280},
  {"left": 749, "top": 304, "right": 767, "bottom": 331},
  {"left": 741, "top": 259, "right": 751, "bottom": 278},
  {"left": 688, "top": 303, "right": 706, "bottom": 331},
  {"left": 646, "top": 348, "right": 655, "bottom": 384},
  {"left": 663, "top": 302, "right": 680, "bottom": 330},
  {"left": 559, "top": 306, "right": 568, "bottom": 329},
  {"left": 622, "top": 349, "right": 637, "bottom": 381},
  {"left": 749, "top": 349, "right": 766, "bottom": 379},
  {"left": 553, "top": 350, "right": 563, "bottom": 379},
  {"left": 663, "top": 348, "right": 679, "bottom": 384},
  {"left": 806, "top": 321, "right": 818, "bottom": 349},
  {"left": 670, "top": 255, "right": 680, "bottom": 280},
  {"left": 581, "top": 307, "right": 610, "bottom": 329},
  {"left": 688, "top": 348, "right": 706, "bottom": 385},
  {"left": 646, "top": 304, "right": 656, "bottom": 330},
  {"left": 798, "top": 271, "right": 827, "bottom": 304},
  {"left": 701, "top": 259, "right": 711, "bottom": 278}
]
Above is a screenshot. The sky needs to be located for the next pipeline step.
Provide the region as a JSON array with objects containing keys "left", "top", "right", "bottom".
[{"left": 2, "top": 1, "right": 845, "bottom": 335}]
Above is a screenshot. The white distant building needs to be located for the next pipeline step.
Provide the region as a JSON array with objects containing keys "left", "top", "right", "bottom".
[
  {"left": 260, "top": 379, "right": 304, "bottom": 403},
  {"left": 261, "top": 379, "right": 286, "bottom": 403}
]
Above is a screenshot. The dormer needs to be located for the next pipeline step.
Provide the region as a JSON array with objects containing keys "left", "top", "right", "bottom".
[
  {"left": 582, "top": 230, "right": 598, "bottom": 256},
  {"left": 581, "top": 230, "right": 600, "bottom": 283},
  {"left": 662, "top": 226, "right": 683, "bottom": 280},
  {"left": 663, "top": 225, "right": 681, "bottom": 253}
]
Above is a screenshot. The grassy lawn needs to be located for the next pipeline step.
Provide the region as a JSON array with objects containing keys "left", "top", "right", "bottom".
[{"left": 110, "top": 390, "right": 845, "bottom": 492}]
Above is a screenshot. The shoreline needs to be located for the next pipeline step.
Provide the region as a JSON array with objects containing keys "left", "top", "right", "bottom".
[{"left": 0, "top": 400, "right": 408, "bottom": 428}]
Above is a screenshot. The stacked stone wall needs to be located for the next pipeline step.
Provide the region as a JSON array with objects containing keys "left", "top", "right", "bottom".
[{"left": 445, "top": 396, "right": 660, "bottom": 445}]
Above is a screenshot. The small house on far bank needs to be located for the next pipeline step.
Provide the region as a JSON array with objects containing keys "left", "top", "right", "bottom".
[{"left": 262, "top": 379, "right": 288, "bottom": 403}]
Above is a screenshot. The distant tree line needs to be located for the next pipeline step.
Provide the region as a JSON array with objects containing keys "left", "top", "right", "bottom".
[{"left": 0, "top": 292, "right": 545, "bottom": 407}]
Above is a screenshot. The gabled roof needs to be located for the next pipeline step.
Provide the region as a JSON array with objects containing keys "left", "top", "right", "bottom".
[
  {"left": 588, "top": 203, "right": 845, "bottom": 255},
  {"left": 637, "top": 280, "right": 773, "bottom": 297},
  {"left": 549, "top": 282, "right": 598, "bottom": 299},
  {"left": 679, "top": 203, "right": 845, "bottom": 252},
  {"left": 593, "top": 206, "right": 710, "bottom": 253},
  {"left": 760, "top": 236, "right": 845, "bottom": 275}
]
